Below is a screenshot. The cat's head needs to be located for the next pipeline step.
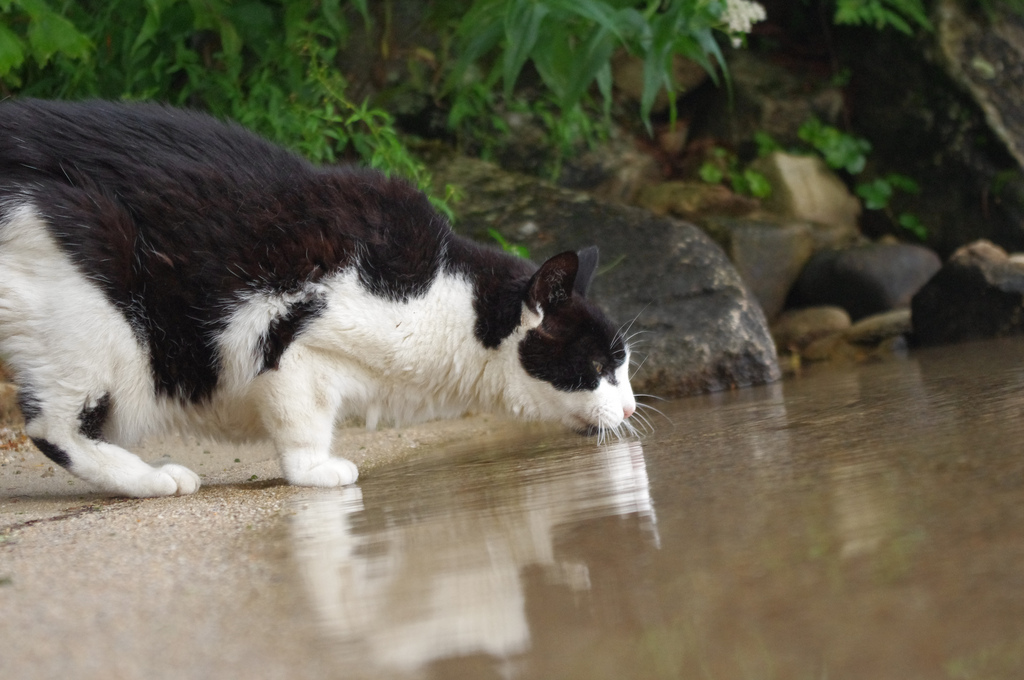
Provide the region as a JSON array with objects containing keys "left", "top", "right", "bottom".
[{"left": 508, "top": 247, "right": 637, "bottom": 437}]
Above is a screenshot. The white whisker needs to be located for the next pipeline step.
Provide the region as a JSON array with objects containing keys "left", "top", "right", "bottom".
[
  {"left": 629, "top": 409, "right": 654, "bottom": 434},
  {"left": 637, "top": 402, "right": 673, "bottom": 426},
  {"left": 623, "top": 329, "right": 650, "bottom": 345},
  {"left": 630, "top": 355, "right": 649, "bottom": 379},
  {"left": 618, "top": 304, "right": 649, "bottom": 340}
]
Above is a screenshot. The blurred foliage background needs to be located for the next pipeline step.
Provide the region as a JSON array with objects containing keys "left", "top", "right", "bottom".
[{"left": 0, "top": 0, "right": 1016, "bottom": 221}]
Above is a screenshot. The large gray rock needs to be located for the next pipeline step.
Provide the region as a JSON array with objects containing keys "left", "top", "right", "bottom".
[
  {"left": 912, "top": 240, "right": 1024, "bottom": 346},
  {"left": 425, "top": 151, "right": 780, "bottom": 398}
]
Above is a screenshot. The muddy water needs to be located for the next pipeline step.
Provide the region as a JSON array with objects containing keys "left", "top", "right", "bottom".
[{"left": 287, "top": 338, "right": 1024, "bottom": 680}]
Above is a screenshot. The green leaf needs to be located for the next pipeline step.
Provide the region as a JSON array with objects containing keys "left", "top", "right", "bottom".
[
  {"left": 132, "top": 0, "right": 170, "bottom": 56},
  {"left": 699, "top": 161, "right": 724, "bottom": 184},
  {"left": 283, "top": 0, "right": 313, "bottom": 44},
  {"left": 595, "top": 60, "right": 613, "bottom": 122},
  {"left": 318, "top": 0, "right": 345, "bottom": 37},
  {"left": 530, "top": 21, "right": 572, "bottom": 102},
  {"left": 446, "top": 9, "right": 503, "bottom": 93},
  {"left": 898, "top": 212, "right": 928, "bottom": 240},
  {"left": 0, "top": 21, "right": 26, "bottom": 76},
  {"left": 730, "top": 171, "right": 749, "bottom": 195},
  {"left": 743, "top": 169, "right": 772, "bottom": 198},
  {"left": 541, "top": 0, "right": 626, "bottom": 41},
  {"left": 613, "top": 7, "right": 649, "bottom": 38},
  {"left": 25, "top": 6, "right": 92, "bottom": 66},
  {"left": 637, "top": 7, "right": 684, "bottom": 130},
  {"left": 218, "top": 19, "right": 242, "bottom": 58},
  {"left": 833, "top": 0, "right": 932, "bottom": 34},
  {"left": 10, "top": 0, "right": 46, "bottom": 18},
  {"left": 227, "top": 1, "right": 277, "bottom": 47},
  {"left": 502, "top": 0, "right": 549, "bottom": 100},
  {"left": 885, "top": 172, "right": 920, "bottom": 194},
  {"left": 560, "top": 25, "right": 615, "bottom": 110},
  {"left": 639, "top": 44, "right": 672, "bottom": 132},
  {"left": 488, "top": 228, "right": 529, "bottom": 258},
  {"left": 755, "top": 130, "right": 781, "bottom": 157},
  {"left": 692, "top": 25, "right": 727, "bottom": 90},
  {"left": 798, "top": 118, "right": 871, "bottom": 174},
  {"left": 856, "top": 178, "right": 894, "bottom": 210}
]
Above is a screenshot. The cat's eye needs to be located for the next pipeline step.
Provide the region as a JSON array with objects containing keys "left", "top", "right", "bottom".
[{"left": 592, "top": 360, "right": 604, "bottom": 375}]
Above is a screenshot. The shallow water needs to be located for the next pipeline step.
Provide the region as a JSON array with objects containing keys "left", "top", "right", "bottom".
[{"left": 287, "top": 338, "right": 1024, "bottom": 680}]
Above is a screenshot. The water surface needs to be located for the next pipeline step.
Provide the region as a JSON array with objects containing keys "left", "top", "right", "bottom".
[{"left": 286, "top": 338, "right": 1024, "bottom": 679}]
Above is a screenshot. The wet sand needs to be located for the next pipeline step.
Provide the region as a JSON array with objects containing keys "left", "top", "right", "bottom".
[{"left": 3, "top": 338, "right": 1024, "bottom": 679}]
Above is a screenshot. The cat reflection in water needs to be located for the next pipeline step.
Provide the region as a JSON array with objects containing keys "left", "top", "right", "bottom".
[{"left": 0, "top": 99, "right": 638, "bottom": 497}]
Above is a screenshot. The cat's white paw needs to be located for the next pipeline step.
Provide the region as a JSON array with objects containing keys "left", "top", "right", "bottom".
[
  {"left": 155, "top": 462, "right": 202, "bottom": 495},
  {"left": 117, "top": 463, "right": 201, "bottom": 498},
  {"left": 288, "top": 457, "right": 359, "bottom": 487}
]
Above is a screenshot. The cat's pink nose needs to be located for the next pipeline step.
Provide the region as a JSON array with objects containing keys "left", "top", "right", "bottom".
[{"left": 624, "top": 405, "right": 635, "bottom": 419}]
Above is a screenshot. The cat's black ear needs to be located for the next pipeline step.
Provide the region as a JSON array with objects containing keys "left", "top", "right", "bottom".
[
  {"left": 574, "top": 246, "right": 599, "bottom": 298},
  {"left": 526, "top": 251, "right": 579, "bottom": 311}
]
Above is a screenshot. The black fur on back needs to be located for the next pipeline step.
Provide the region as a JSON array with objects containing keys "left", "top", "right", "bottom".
[{"left": 0, "top": 99, "right": 622, "bottom": 402}]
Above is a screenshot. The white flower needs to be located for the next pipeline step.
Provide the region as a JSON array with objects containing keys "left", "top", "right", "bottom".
[{"left": 722, "top": 0, "right": 767, "bottom": 46}]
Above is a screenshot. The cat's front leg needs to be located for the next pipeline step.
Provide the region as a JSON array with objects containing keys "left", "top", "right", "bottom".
[
  {"left": 273, "top": 413, "right": 359, "bottom": 487},
  {"left": 258, "top": 357, "right": 359, "bottom": 487}
]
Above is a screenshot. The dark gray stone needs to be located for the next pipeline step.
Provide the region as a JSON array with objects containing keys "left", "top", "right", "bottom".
[
  {"left": 789, "top": 242, "right": 942, "bottom": 321},
  {"left": 912, "top": 240, "right": 1024, "bottom": 346},
  {"left": 425, "top": 151, "right": 780, "bottom": 398}
]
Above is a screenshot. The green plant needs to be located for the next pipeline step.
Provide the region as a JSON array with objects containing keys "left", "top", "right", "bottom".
[
  {"left": 792, "top": 118, "right": 927, "bottom": 239},
  {"left": 517, "top": 95, "right": 616, "bottom": 177},
  {"left": 856, "top": 174, "right": 927, "bottom": 239},
  {"left": 828, "top": 0, "right": 932, "bottom": 34},
  {"left": 0, "top": 0, "right": 91, "bottom": 87},
  {"left": 699, "top": 147, "right": 772, "bottom": 198},
  {"left": 446, "top": 80, "right": 512, "bottom": 160},
  {"left": 754, "top": 130, "right": 782, "bottom": 157},
  {"left": 798, "top": 117, "right": 872, "bottom": 174},
  {"left": 0, "top": 0, "right": 452, "bottom": 210},
  {"left": 445, "top": 0, "right": 765, "bottom": 168}
]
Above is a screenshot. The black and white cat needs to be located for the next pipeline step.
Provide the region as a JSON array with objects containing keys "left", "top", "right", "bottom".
[{"left": 0, "top": 99, "right": 636, "bottom": 498}]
